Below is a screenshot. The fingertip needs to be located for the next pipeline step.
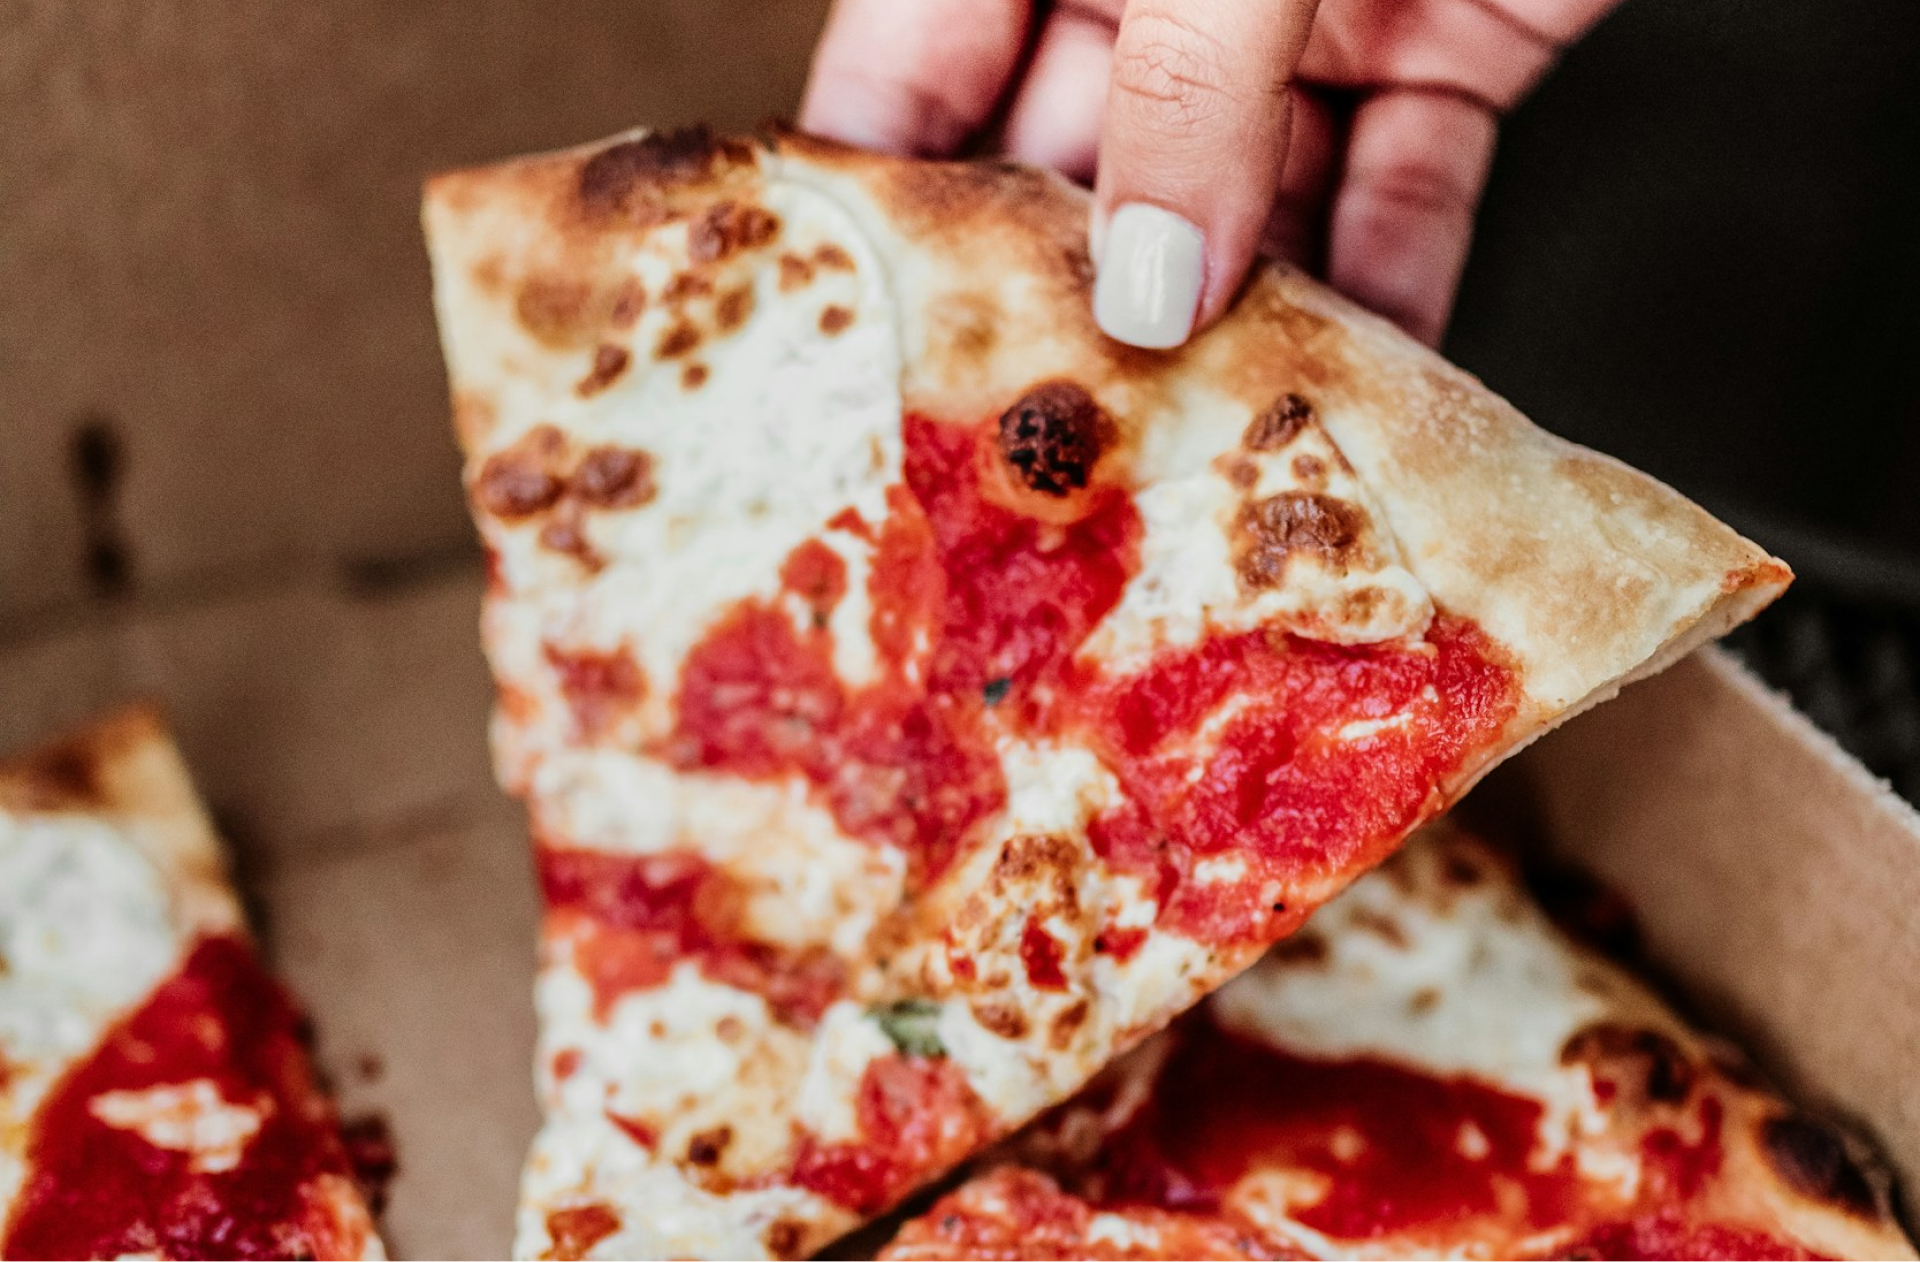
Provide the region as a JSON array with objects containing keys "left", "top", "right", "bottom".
[{"left": 1091, "top": 0, "right": 1317, "bottom": 345}]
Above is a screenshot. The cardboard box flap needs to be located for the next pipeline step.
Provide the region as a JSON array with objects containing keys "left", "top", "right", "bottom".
[{"left": 1504, "top": 648, "right": 1920, "bottom": 1222}]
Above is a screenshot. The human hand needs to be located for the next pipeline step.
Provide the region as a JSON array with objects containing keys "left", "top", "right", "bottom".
[{"left": 801, "top": 0, "right": 1622, "bottom": 349}]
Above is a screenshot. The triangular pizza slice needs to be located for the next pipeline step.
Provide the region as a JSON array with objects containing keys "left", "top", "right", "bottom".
[
  {"left": 423, "top": 127, "right": 1789, "bottom": 1259},
  {"left": 0, "top": 708, "right": 382, "bottom": 1261},
  {"left": 876, "top": 820, "right": 1916, "bottom": 1261}
]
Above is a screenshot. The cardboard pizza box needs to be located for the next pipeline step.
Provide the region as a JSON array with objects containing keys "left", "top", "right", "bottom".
[{"left": 2, "top": 1, "right": 1917, "bottom": 1257}]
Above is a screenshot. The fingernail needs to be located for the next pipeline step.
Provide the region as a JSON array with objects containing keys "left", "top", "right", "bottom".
[{"left": 1093, "top": 203, "right": 1205, "bottom": 350}]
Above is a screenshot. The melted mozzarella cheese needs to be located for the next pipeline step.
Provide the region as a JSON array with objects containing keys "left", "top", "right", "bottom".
[
  {"left": 530, "top": 756, "right": 906, "bottom": 957},
  {"left": 1209, "top": 834, "right": 1635, "bottom": 1174},
  {"left": 0, "top": 815, "right": 188, "bottom": 1212},
  {"left": 483, "top": 182, "right": 902, "bottom": 790},
  {"left": 517, "top": 1119, "right": 831, "bottom": 1261},
  {"left": 1082, "top": 403, "right": 1431, "bottom": 670},
  {"left": 89, "top": 1079, "right": 268, "bottom": 1174},
  {"left": 916, "top": 741, "right": 1216, "bottom": 1125}
]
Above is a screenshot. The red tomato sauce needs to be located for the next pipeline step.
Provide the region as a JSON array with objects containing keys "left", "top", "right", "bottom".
[
  {"left": 1557, "top": 1213, "right": 1821, "bottom": 1261},
  {"left": 1083, "top": 614, "right": 1515, "bottom": 944},
  {"left": 890, "top": 1167, "right": 1281, "bottom": 1261},
  {"left": 790, "top": 1053, "right": 991, "bottom": 1214},
  {"left": 1088, "top": 1017, "right": 1579, "bottom": 1241},
  {"left": 537, "top": 845, "right": 845, "bottom": 1027},
  {"left": 1, "top": 936, "right": 366, "bottom": 1262},
  {"left": 669, "top": 413, "right": 1517, "bottom": 945},
  {"left": 1020, "top": 920, "right": 1069, "bottom": 990}
]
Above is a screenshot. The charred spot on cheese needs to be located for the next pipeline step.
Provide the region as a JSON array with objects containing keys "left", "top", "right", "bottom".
[
  {"left": 996, "top": 381, "right": 1112, "bottom": 497},
  {"left": 777, "top": 253, "right": 814, "bottom": 292},
  {"left": 1244, "top": 392, "right": 1315, "bottom": 451},
  {"left": 765, "top": 1219, "right": 808, "bottom": 1259},
  {"left": 475, "top": 425, "right": 566, "bottom": 520},
  {"left": 1291, "top": 453, "right": 1328, "bottom": 488},
  {"left": 514, "top": 276, "right": 597, "bottom": 349},
  {"left": 715, "top": 284, "right": 756, "bottom": 333},
  {"left": 688, "top": 199, "right": 781, "bottom": 264},
  {"left": 873, "top": 998, "right": 946, "bottom": 1058},
  {"left": 573, "top": 446, "right": 656, "bottom": 510},
  {"left": 680, "top": 362, "right": 709, "bottom": 390},
  {"left": 1048, "top": 1000, "right": 1090, "bottom": 1051},
  {"left": 661, "top": 272, "right": 713, "bottom": 306},
  {"left": 539, "top": 508, "right": 604, "bottom": 572},
  {"left": 1219, "top": 455, "right": 1260, "bottom": 490},
  {"left": 543, "top": 1201, "right": 622, "bottom": 1261},
  {"left": 576, "top": 126, "right": 747, "bottom": 219},
  {"left": 1760, "top": 1112, "right": 1877, "bottom": 1217},
  {"left": 1560, "top": 1023, "right": 1695, "bottom": 1107},
  {"left": 981, "top": 677, "right": 1011, "bottom": 706},
  {"left": 545, "top": 643, "right": 646, "bottom": 743},
  {"left": 655, "top": 320, "right": 702, "bottom": 360},
  {"left": 607, "top": 278, "right": 645, "bottom": 328},
  {"left": 813, "top": 242, "right": 855, "bottom": 272},
  {"left": 818, "top": 304, "right": 853, "bottom": 335},
  {"left": 576, "top": 343, "right": 631, "bottom": 397},
  {"left": 684, "top": 1125, "right": 733, "bottom": 1167},
  {"left": 1236, "top": 491, "right": 1365, "bottom": 589},
  {"left": 8, "top": 741, "right": 105, "bottom": 810},
  {"left": 970, "top": 999, "right": 1030, "bottom": 1041}
]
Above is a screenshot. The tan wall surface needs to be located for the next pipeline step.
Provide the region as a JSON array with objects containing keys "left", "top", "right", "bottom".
[{"left": 1, "top": 0, "right": 831, "bottom": 630}]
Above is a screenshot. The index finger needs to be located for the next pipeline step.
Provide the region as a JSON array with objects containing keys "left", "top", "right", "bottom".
[{"left": 800, "top": 0, "right": 1034, "bottom": 155}]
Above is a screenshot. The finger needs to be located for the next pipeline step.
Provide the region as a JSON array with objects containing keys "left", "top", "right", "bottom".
[
  {"left": 1301, "top": 0, "right": 1563, "bottom": 110},
  {"left": 1091, "top": 0, "right": 1322, "bottom": 349},
  {"left": 800, "top": 0, "right": 1033, "bottom": 155},
  {"left": 1325, "top": 88, "right": 1498, "bottom": 347},
  {"left": 1003, "top": 6, "right": 1117, "bottom": 182},
  {"left": 1261, "top": 86, "right": 1341, "bottom": 273}
]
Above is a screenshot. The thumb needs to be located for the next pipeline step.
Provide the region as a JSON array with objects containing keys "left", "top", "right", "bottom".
[{"left": 1091, "top": 0, "right": 1320, "bottom": 349}]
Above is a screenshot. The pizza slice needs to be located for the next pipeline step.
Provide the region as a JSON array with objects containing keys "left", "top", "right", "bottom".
[
  {"left": 422, "top": 126, "right": 1791, "bottom": 1259},
  {"left": 0, "top": 708, "right": 382, "bottom": 1262},
  {"left": 879, "top": 821, "right": 1916, "bottom": 1262}
]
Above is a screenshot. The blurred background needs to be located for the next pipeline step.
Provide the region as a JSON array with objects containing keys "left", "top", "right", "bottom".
[{"left": 2, "top": 0, "right": 1916, "bottom": 787}]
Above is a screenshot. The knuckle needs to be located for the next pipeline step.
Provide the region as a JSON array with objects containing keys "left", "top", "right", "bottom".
[
  {"left": 1110, "top": 7, "right": 1240, "bottom": 128},
  {"left": 1355, "top": 160, "right": 1479, "bottom": 222}
]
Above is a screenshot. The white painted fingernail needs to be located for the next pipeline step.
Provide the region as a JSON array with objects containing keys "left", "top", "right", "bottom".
[{"left": 1093, "top": 203, "right": 1205, "bottom": 349}]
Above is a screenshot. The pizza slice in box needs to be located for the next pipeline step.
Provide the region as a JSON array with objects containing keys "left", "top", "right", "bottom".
[
  {"left": 878, "top": 821, "right": 1916, "bottom": 1261},
  {"left": 0, "top": 708, "right": 382, "bottom": 1262},
  {"left": 422, "top": 127, "right": 1790, "bottom": 1259}
]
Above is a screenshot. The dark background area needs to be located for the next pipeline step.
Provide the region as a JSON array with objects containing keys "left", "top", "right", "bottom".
[
  {"left": 1455, "top": 0, "right": 1920, "bottom": 589},
  {"left": 1449, "top": 0, "right": 1920, "bottom": 798}
]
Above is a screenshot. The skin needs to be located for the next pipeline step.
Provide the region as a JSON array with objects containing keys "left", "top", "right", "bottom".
[{"left": 802, "top": 0, "right": 1625, "bottom": 347}]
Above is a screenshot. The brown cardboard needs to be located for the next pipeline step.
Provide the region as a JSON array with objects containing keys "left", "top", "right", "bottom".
[
  {"left": 1501, "top": 649, "right": 1920, "bottom": 1220},
  {"left": 0, "top": 0, "right": 831, "bottom": 628}
]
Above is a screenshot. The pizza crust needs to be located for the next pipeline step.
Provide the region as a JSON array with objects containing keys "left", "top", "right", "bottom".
[{"left": 760, "top": 129, "right": 1789, "bottom": 724}]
